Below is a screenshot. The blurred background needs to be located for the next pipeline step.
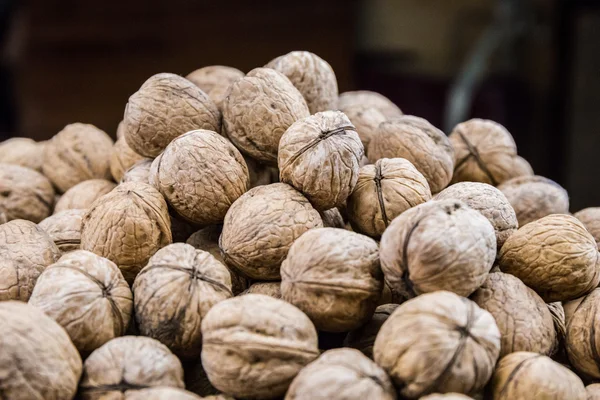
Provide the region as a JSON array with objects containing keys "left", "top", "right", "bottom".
[{"left": 0, "top": 0, "right": 597, "bottom": 209}]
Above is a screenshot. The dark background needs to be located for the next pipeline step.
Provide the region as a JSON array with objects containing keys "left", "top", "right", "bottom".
[{"left": 0, "top": 0, "right": 598, "bottom": 210}]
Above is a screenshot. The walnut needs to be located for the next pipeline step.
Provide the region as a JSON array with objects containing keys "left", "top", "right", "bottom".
[
  {"left": 341, "top": 105, "right": 387, "bottom": 154},
  {"left": 470, "top": 272, "right": 557, "bottom": 357},
  {"left": 242, "top": 281, "right": 282, "bottom": 298},
  {"left": 219, "top": 183, "right": 323, "bottom": 280},
  {"left": 347, "top": 158, "right": 432, "bottom": 238},
  {"left": 281, "top": 227, "right": 383, "bottom": 332},
  {"left": 338, "top": 90, "right": 403, "bottom": 119},
  {"left": 126, "top": 387, "right": 203, "bottom": 400},
  {"left": 186, "top": 65, "right": 245, "bottom": 110},
  {"left": 285, "top": 348, "right": 396, "bottom": 400},
  {"left": 149, "top": 129, "right": 249, "bottom": 225},
  {"left": 565, "top": 288, "right": 600, "bottom": 379},
  {"left": 564, "top": 295, "right": 585, "bottom": 327},
  {"left": 279, "top": 110, "right": 364, "bottom": 210},
  {"left": 124, "top": 73, "right": 221, "bottom": 157},
  {"left": 373, "top": 291, "right": 501, "bottom": 398},
  {"left": 344, "top": 303, "right": 399, "bottom": 359},
  {"left": 0, "top": 301, "right": 82, "bottom": 399},
  {"left": 266, "top": 51, "right": 338, "bottom": 114},
  {"left": 0, "top": 219, "right": 61, "bottom": 301},
  {"left": 320, "top": 207, "right": 346, "bottom": 229},
  {"left": 110, "top": 136, "right": 146, "bottom": 182},
  {"left": 28, "top": 250, "right": 132, "bottom": 354},
  {"left": 121, "top": 159, "right": 153, "bottom": 184},
  {"left": 54, "top": 179, "right": 116, "bottom": 214},
  {"left": 380, "top": 199, "right": 496, "bottom": 299},
  {"left": 133, "top": 243, "right": 232, "bottom": 358},
  {"left": 80, "top": 182, "right": 172, "bottom": 283},
  {"left": 201, "top": 294, "right": 319, "bottom": 399},
  {"left": 498, "top": 214, "right": 599, "bottom": 302},
  {"left": 222, "top": 67, "right": 310, "bottom": 165},
  {"left": 434, "top": 182, "right": 518, "bottom": 249},
  {"left": 368, "top": 116, "right": 454, "bottom": 193},
  {"left": 490, "top": 352, "right": 586, "bottom": 399},
  {"left": 548, "top": 301, "right": 567, "bottom": 359},
  {"left": 574, "top": 207, "right": 600, "bottom": 248},
  {"left": 43, "top": 123, "right": 114, "bottom": 192},
  {"left": 0, "top": 163, "right": 54, "bottom": 223},
  {"left": 0, "top": 137, "right": 45, "bottom": 171},
  {"left": 419, "top": 395, "right": 474, "bottom": 400},
  {"left": 498, "top": 175, "right": 569, "bottom": 226},
  {"left": 79, "top": 336, "right": 185, "bottom": 400},
  {"left": 587, "top": 384, "right": 600, "bottom": 400},
  {"left": 38, "top": 208, "right": 85, "bottom": 254}
]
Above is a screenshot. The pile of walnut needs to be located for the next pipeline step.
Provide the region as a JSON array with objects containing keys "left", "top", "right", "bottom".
[{"left": 2, "top": 50, "right": 600, "bottom": 400}]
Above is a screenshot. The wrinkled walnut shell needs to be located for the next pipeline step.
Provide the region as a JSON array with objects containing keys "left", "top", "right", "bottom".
[
  {"left": 338, "top": 90, "right": 403, "bottom": 119},
  {"left": 574, "top": 207, "right": 600, "bottom": 248},
  {"left": 110, "top": 136, "right": 146, "bottom": 182},
  {"left": 54, "top": 179, "right": 116, "bottom": 214},
  {"left": 0, "top": 137, "right": 45, "bottom": 171},
  {"left": 38, "top": 209, "right": 85, "bottom": 254},
  {"left": 587, "top": 384, "right": 600, "bottom": 400},
  {"left": 566, "top": 288, "right": 600, "bottom": 379},
  {"left": 186, "top": 65, "right": 245, "bottom": 111},
  {"left": 344, "top": 303, "right": 399, "bottom": 359},
  {"left": 342, "top": 105, "right": 387, "bottom": 154},
  {"left": 242, "top": 281, "right": 282, "bottom": 299},
  {"left": 121, "top": 159, "right": 153, "bottom": 184},
  {"left": 0, "top": 163, "right": 54, "bottom": 223}
]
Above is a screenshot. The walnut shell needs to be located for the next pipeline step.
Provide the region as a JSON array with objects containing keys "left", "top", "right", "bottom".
[
  {"left": 498, "top": 214, "right": 599, "bottom": 302},
  {"left": 320, "top": 207, "right": 346, "bottom": 229},
  {"left": 380, "top": 199, "right": 496, "bottom": 299},
  {"left": 434, "top": 182, "right": 518, "bottom": 249},
  {"left": 564, "top": 295, "right": 586, "bottom": 327},
  {"left": 368, "top": 116, "right": 454, "bottom": 193},
  {"left": 344, "top": 303, "right": 400, "bottom": 359},
  {"left": 222, "top": 67, "right": 310, "bottom": 165},
  {"left": 285, "top": 348, "right": 396, "bottom": 400},
  {"left": 266, "top": 51, "right": 338, "bottom": 114},
  {"left": 342, "top": 105, "right": 387, "bottom": 154},
  {"left": 124, "top": 73, "right": 221, "bottom": 158},
  {"left": 373, "top": 291, "right": 501, "bottom": 398},
  {"left": 498, "top": 175, "right": 569, "bottom": 226},
  {"left": 281, "top": 227, "right": 383, "bottom": 332},
  {"left": 242, "top": 281, "right": 282, "bottom": 298},
  {"left": 54, "top": 179, "right": 116, "bottom": 214},
  {"left": 0, "top": 301, "right": 82, "bottom": 399},
  {"left": 186, "top": 65, "right": 245, "bottom": 110},
  {"left": 126, "top": 387, "right": 202, "bottom": 400},
  {"left": 470, "top": 272, "right": 557, "bottom": 358},
  {"left": 219, "top": 183, "right": 323, "bottom": 280},
  {"left": 0, "top": 163, "right": 54, "bottom": 222},
  {"left": 79, "top": 336, "right": 185, "bottom": 400},
  {"left": 587, "top": 384, "right": 600, "bottom": 399},
  {"left": 278, "top": 110, "right": 364, "bottom": 210},
  {"left": 121, "top": 159, "right": 153, "bottom": 184},
  {"left": 116, "top": 120, "right": 125, "bottom": 139},
  {"left": 150, "top": 129, "right": 249, "bottom": 225},
  {"left": 0, "top": 137, "right": 45, "bottom": 171},
  {"left": 574, "top": 207, "right": 600, "bottom": 248},
  {"left": 0, "top": 219, "right": 61, "bottom": 301},
  {"left": 338, "top": 90, "right": 403, "bottom": 119},
  {"left": 565, "top": 288, "right": 600, "bottom": 379},
  {"left": 201, "top": 294, "right": 319, "bottom": 399},
  {"left": 81, "top": 182, "right": 172, "bottom": 283},
  {"left": 38, "top": 208, "right": 85, "bottom": 254},
  {"left": 419, "top": 395, "right": 474, "bottom": 400},
  {"left": 133, "top": 243, "right": 232, "bottom": 358},
  {"left": 43, "top": 123, "right": 114, "bottom": 192},
  {"left": 490, "top": 352, "right": 586, "bottom": 399},
  {"left": 347, "top": 158, "right": 432, "bottom": 238},
  {"left": 28, "top": 250, "right": 132, "bottom": 354},
  {"left": 110, "top": 136, "right": 146, "bottom": 182}
]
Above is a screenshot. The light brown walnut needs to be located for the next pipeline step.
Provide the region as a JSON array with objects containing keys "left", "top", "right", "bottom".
[
  {"left": 110, "top": 136, "right": 146, "bottom": 182},
  {"left": 565, "top": 288, "right": 600, "bottom": 379},
  {"left": 0, "top": 137, "right": 45, "bottom": 171},
  {"left": 54, "top": 179, "right": 116, "bottom": 214},
  {"left": 587, "top": 384, "right": 600, "bottom": 400},
  {"left": 121, "top": 159, "right": 153, "bottom": 184},
  {"left": 342, "top": 104, "right": 387, "bottom": 154},
  {"left": 186, "top": 65, "right": 245, "bottom": 111},
  {"left": 0, "top": 163, "right": 54, "bottom": 223},
  {"left": 575, "top": 207, "right": 600, "bottom": 248},
  {"left": 338, "top": 90, "right": 403, "bottom": 119},
  {"left": 344, "top": 303, "right": 399, "bottom": 359},
  {"left": 38, "top": 208, "right": 85, "bottom": 254},
  {"left": 242, "top": 281, "right": 282, "bottom": 299}
]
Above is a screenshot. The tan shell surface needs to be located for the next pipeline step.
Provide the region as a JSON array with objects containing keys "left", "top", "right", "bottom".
[
  {"left": 419, "top": 394, "right": 474, "bottom": 400},
  {"left": 285, "top": 348, "right": 396, "bottom": 400},
  {"left": 565, "top": 288, "right": 600, "bottom": 379},
  {"left": 342, "top": 104, "right": 387, "bottom": 153},
  {"left": 0, "top": 219, "right": 61, "bottom": 301},
  {"left": 28, "top": 250, "right": 132, "bottom": 354},
  {"left": 498, "top": 175, "right": 569, "bottom": 226},
  {"left": 470, "top": 272, "right": 556, "bottom": 358},
  {"left": 490, "top": 352, "right": 586, "bottom": 400},
  {"left": 133, "top": 243, "right": 232, "bottom": 358},
  {"left": 498, "top": 214, "right": 599, "bottom": 302},
  {"left": 43, "top": 123, "right": 114, "bottom": 193},
  {"left": 0, "top": 301, "right": 82, "bottom": 399},
  {"left": 110, "top": 136, "right": 146, "bottom": 182},
  {"left": 242, "top": 281, "right": 282, "bottom": 299},
  {"left": 124, "top": 73, "right": 221, "bottom": 158},
  {"left": 368, "top": 116, "right": 454, "bottom": 193},
  {"left": 338, "top": 90, "right": 403, "bottom": 119},
  {"left": 344, "top": 303, "right": 400, "bottom": 359},
  {"left": 219, "top": 183, "right": 323, "bottom": 280},
  {"left": 121, "top": 159, "right": 153, "bottom": 184},
  {"left": 150, "top": 129, "right": 249, "bottom": 225},
  {"left": 587, "top": 384, "right": 600, "bottom": 399},
  {"left": 222, "top": 67, "right": 310, "bottom": 165},
  {"left": 79, "top": 336, "right": 185, "bottom": 400},
  {"left": 434, "top": 182, "right": 518, "bottom": 249},
  {"left": 80, "top": 182, "right": 172, "bottom": 284},
  {"left": 348, "top": 158, "right": 432, "bottom": 238},
  {"left": 575, "top": 207, "right": 600, "bottom": 248},
  {"left": 380, "top": 199, "right": 496, "bottom": 299},
  {"left": 186, "top": 65, "right": 245, "bottom": 110},
  {"left": 373, "top": 291, "right": 501, "bottom": 399},
  {"left": 201, "top": 294, "right": 319, "bottom": 399},
  {"left": 0, "top": 137, "right": 45, "bottom": 171},
  {"left": 38, "top": 208, "right": 85, "bottom": 253},
  {"left": 266, "top": 51, "right": 338, "bottom": 114},
  {"left": 278, "top": 110, "right": 364, "bottom": 210},
  {"left": 547, "top": 301, "right": 566, "bottom": 350},
  {"left": 281, "top": 227, "right": 383, "bottom": 332},
  {"left": 565, "top": 295, "right": 586, "bottom": 327},
  {"left": 0, "top": 163, "right": 54, "bottom": 223},
  {"left": 54, "top": 179, "right": 116, "bottom": 214},
  {"left": 126, "top": 387, "right": 202, "bottom": 400}
]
